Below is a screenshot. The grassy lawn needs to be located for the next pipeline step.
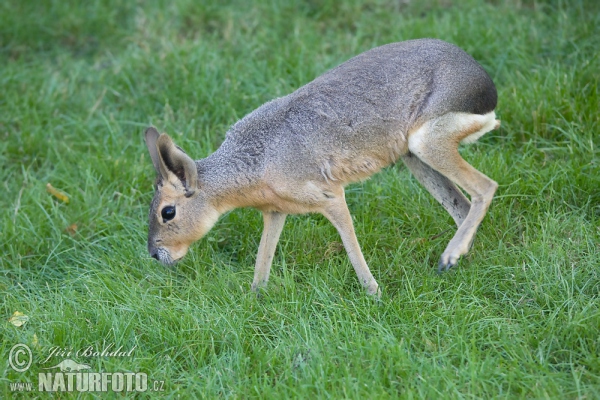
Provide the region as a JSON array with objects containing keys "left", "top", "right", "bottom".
[{"left": 1, "top": 0, "right": 599, "bottom": 397}]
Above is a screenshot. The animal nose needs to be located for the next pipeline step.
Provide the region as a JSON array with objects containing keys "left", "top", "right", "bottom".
[{"left": 148, "top": 242, "right": 160, "bottom": 261}]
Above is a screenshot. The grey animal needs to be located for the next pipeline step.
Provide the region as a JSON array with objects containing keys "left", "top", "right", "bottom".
[
  {"left": 43, "top": 359, "right": 91, "bottom": 372},
  {"left": 145, "top": 39, "right": 500, "bottom": 296}
]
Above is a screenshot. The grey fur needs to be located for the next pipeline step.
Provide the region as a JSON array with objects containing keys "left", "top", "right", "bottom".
[{"left": 145, "top": 39, "right": 500, "bottom": 296}]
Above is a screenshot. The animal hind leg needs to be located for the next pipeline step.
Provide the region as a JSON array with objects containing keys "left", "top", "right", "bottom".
[
  {"left": 401, "top": 152, "right": 471, "bottom": 228},
  {"left": 408, "top": 112, "right": 499, "bottom": 272}
]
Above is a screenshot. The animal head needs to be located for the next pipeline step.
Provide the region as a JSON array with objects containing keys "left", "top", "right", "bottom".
[{"left": 144, "top": 127, "right": 220, "bottom": 265}]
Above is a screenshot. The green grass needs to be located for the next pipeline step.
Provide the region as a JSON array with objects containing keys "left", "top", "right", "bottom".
[{"left": 1, "top": 0, "right": 599, "bottom": 397}]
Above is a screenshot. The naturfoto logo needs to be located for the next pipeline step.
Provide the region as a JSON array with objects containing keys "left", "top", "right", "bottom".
[
  {"left": 43, "top": 359, "right": 91, "bottom": 372},
  {"left": 8, "top": 343, "right": 165, "bottom": 393},
  {"left": 38, "top": 370, "right": 149, "bottom": 393}
]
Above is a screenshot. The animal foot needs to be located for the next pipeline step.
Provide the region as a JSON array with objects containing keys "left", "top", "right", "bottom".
[
  {"left": 437, "top": 253, "right": 460, "bottom": 273},
  {"left": 366, "top": 281, "right": 381, "bottom": 299},
  {"left": 251, "top": 279, "right": 268, "bottom": 293}
]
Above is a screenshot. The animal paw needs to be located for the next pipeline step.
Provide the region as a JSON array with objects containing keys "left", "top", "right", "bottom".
[
  {"left": 437, "top": 253, "right": 460, "bottom": 273},
  {"left": 366, "top": 282, "right": 381, "bottom": 299}
]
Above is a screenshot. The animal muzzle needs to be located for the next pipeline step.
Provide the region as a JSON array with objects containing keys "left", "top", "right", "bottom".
[{"left": 148, "top": 242, "right": 176, "bottom": 265}]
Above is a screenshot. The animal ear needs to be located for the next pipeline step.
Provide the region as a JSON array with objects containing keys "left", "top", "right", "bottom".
[
  {"left": 155, "top": 133, "right": 198, "bottom": 196},
  {"left": 144, "top": 127, "right": 162, "bottom": 176}
]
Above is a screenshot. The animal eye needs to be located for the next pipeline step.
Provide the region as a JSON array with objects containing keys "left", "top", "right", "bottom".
[{"left": 161, "top": 206, "right": 176, "bottom": 222}]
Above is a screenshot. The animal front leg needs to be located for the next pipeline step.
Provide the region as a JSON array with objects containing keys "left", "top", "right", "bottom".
[
  {"left": 322, "top": 197, "right": 380, "bottom": 297},
  {"left": 251, "top": 211, "right": 287, "bottom": 292}
]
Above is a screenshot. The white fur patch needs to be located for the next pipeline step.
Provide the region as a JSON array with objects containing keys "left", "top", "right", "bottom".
[
  {"left": 460, "top": 111, "right": 497, "bottom": 144},
  {"left": 408, "top": 111, "right": 498, "bottom": 155}
]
